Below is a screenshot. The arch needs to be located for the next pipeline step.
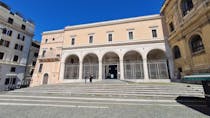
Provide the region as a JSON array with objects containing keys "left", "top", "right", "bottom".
[
  {"left": 102, "top": 52, "right": 120, "bottom": 64},
  {"left": 173, "top": 46, "right": 181, "bottom": 59},
  {"left": 123, "top": 50, "right": 142, "bottom": 62},
  {"left": 43, "top": 73, "right": 49, "bottom": 85},
  {"left": 82, "top": 53, "right": 99, "bottom": 79},
  {"left": 65, "top": 54, "right": 80, "bottom": 64},
  {"left": 102, "top": 52, "right": 120, "bottom": 79},
  {"left": 123, "top": 50, "right": 144, "bottom": 79},
  {"left": 82, "top": 53, "right": 99, "bottom": 63},
  {"left": 180, "top": 0, "right": 194, "bottom": 16},
  {"left": 147, "top": 49, "right": 168, "bottom": 79},
  {"left": 64, "top": 55, "right": 80, "bottom": 79},
  {"left": 189, "top": 34, "right": 205, "bottom": 54},
  {"left": 147, "top": 49, "right": 166, "bottom": 61}
]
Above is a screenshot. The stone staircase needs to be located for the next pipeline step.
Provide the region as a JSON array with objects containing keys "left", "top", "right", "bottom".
[{"left": 3, "top": 80, "right": 204, "bottom": 100}]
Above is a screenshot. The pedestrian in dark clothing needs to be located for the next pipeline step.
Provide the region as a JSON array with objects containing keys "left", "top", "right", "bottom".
[{"left": 90, "top": 74, "right": 93, "bottom": 83}]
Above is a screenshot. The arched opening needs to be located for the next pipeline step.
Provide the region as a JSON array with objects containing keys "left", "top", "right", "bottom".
[
  {"left": 147, "top": 49, "right": 168, "bottom": 79},
  {"left": 173, "top": 46, "right": 181, "bottom": 59},
  {"left": 43, "top": 73, "right": 48, "bottom": 85},
  {"left": 82, "top": 53, "right": 99, "bottom": 79},
  {"left": 181, "top": 0, "right": 194, "bottom": 16},
  {"left": 102, "top": 52, "right": 120, "bottom": 79},
  {"left": 189, "top": 35, "right": 205, "bottom": 54},
  {"left": 123, "top": 51, "right": 144, "bottom": 79},
  {"left": 64, "top": 55, "right": 79, "bottom": 79}
]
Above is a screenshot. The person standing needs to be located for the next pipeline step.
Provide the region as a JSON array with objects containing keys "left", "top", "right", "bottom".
[{"left": 89, "top": 74, "right": 93, "bottom": 83}]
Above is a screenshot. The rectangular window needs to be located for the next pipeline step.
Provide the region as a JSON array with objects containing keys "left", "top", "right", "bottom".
[
  {"left": 169, "top": 22, "right": 175, "bottom": 32},
  {"left": 45, "top": 39, "right": 48, "bottom": 43},
  {"left": 0, "top": 52, "right": 4, "bottom": 60},
  {"left": 20, "top": 45, "right": 23, "bottom": 51},
  {"left": 10, "top": 67, "right": 16, "bottom": 72},
  {"left": 22, "top": 36, "right": 25, "bottom": 41},
  {"left": 0, "top": 39, "right": 3, "bottom": 45},
  {"left": 8, "top": 17, "right": 14, "bottom": 24},
  {"left": 89, "top": 36, "right": 93, "bottom": 44},
  {"left": 5, "top": 41, "right": 10, "bottom": 47},
  {"left": 14, "top": 44, "right": 23, "bottom": 51},
  {"left": 38, "top": 64, "right": 43, "bottom": 72},
  {"left": 42, "top": 51, "right": 46, "bottom": 57},
  {"left": 34, "top": 52, "right": 38, "bottom": 57},
  {"left": 108, "top": 34, "right": 112, "bottom": 42},
  {"left": 30, "top": 69, "right": 34, "bottom": 76},
  {"left": 32, "top": 61, "right": 36, "bottom": 66},
  {"left": 4, "top": 78, "right": 10, "bottom": 85},
  {"left": 2, "top": 28, "right": 7, "bottom": 34},
  {"left": 128, "top": 32, "right": 134, "bottom": 40},
  {"left": 71, "top": 38, "right": 75, "bottom": 45},
  {"left": 21, "top": 24, "right": 26, "bottom": 30},
  {"left": 7, "top": 30, "right": 12, "bottom": 36},
  {"left": 152, "top": 29, "right": 158, "bottom": 38},
  {"left": 13, "top": 55, "right": 19, "bottom": 62},
  {"left": 12, "top": 78, "right": 16, "bottom": 84},
  {"left": 14, "top": 44, "right": 18, "bottom": 50},
  {"left": 17, "top": 34, "right": 21, "bottom": 39},
  {"left": 1, "top": 40, "right": 10, "bottom": 47}
]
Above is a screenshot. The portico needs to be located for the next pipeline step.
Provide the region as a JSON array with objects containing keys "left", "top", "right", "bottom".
[{"left": 60, "top": 41, "right": 170, "bottom": 83}]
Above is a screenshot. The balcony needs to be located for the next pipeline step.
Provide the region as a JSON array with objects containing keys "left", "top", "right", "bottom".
[
  {"left": 0, "top": 60, "right": 26, "bottom": 66},
  {"left": 38, "top": 52, "right": 61, "bottom": 62},
  {"left": 180, "top": 0, "right": 210, "bottom": 25}
]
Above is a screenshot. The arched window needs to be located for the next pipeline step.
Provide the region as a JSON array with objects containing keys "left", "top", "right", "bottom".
[
  {"left": 173, "top": 46, "right": 181, "bottom": 59},
  {"left": 181, "top": 0, "right": 194, "bottom": 16},
  {"left": 190, "top": 35, "right": 205, "bottom": 54}
]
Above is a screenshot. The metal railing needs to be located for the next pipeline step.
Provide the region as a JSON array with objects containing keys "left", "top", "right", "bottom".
[
  {"left": 64, "top": 64, "right": 79, "bottom": 79},
  {"left": 82, "top": 64, "right": 99, "bottom": 79},
  {"left": 124, "top": 62, "right": 144, "bottom": 79},
  {"left": 148, "top": 60, "right": 169, "bottom": 79}
]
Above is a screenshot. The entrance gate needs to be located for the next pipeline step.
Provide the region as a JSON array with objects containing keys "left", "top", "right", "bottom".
[{"left": 103, "top": 63, "right": 119, "bottom": 79}]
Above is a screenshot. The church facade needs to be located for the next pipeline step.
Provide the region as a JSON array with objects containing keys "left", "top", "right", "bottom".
[{"left": 31, "top": 15, "right": 172, "bottom": 86}]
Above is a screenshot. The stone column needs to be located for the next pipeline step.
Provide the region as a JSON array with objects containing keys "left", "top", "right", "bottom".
[
  {"left": 59, "top": 62, "right": 65, "bottom": 82},
  {"left": 143, "top": 58, "right": 149, "bottom": 81},
  {"left": 120, "top": 57, "right": 124, "bottom": 80},
  {"left": 79, "top": 61, "right": 83, "bottom": 81},
  {"left": 98, "top": 59, "right": 103, "bottom": 81}
]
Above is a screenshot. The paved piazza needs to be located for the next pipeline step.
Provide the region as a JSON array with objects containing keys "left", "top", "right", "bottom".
[{"left": 0, "top": 81, "right": 209, "bottom": 118}]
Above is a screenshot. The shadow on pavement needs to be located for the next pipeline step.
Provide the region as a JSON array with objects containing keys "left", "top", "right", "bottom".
[{"left": 176, "top": 96, "right": 210, "bottom": 116}]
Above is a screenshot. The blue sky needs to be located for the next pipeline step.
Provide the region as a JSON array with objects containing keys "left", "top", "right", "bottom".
[{"left": 1, "top": 0, "right": 164, "bottom": 41}]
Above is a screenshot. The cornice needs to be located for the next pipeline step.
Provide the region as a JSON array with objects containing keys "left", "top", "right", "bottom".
[
  {"left": 63, "top": 39, "right": 165, "bottom": 50},
  {"left": 64, "top": 15, "right": 161, "bottom": 31}
]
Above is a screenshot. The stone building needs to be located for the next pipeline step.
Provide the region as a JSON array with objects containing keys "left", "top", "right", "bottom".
[
  {"left": 0, "top": 1, "right": 34, "bottom": 90},
  {"left": 161, "top": 0, "right": 210, "bottom": 77},
  {"left": 24, "top": 40, "right": 40, "bottom": 87},
  {"left": 31, "top": 14, "right": 172, "bottom": 86}
]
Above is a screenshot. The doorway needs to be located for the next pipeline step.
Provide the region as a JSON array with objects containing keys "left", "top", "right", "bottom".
[
  {"left": 43, "top": 73, "right": 49, "bottom": 85},
  {"left": 105, "top": 65, "right": 118, "bottom": 79}
]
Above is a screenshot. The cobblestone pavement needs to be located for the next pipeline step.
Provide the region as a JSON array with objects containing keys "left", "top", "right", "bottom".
[{"left": 0, "top": 81, "right": 209, "bottom": 118}]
